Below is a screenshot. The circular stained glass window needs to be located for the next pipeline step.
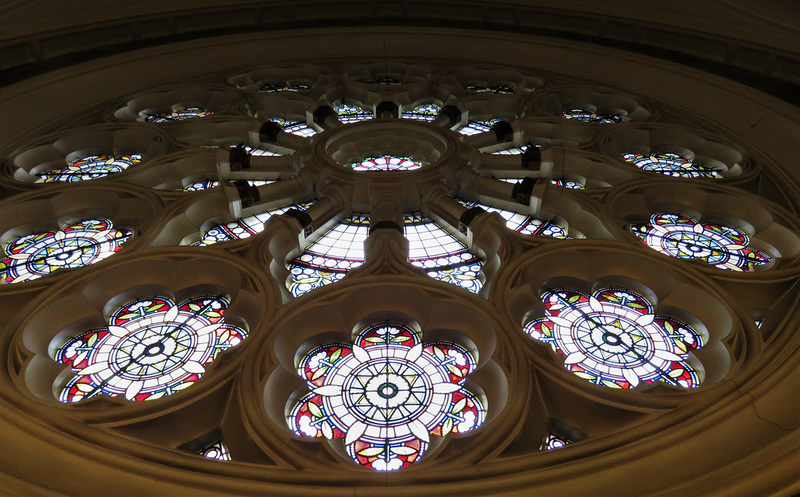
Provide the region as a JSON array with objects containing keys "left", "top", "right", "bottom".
[{"left": 347, "top": 156, "right": 422, "bottom": 171}]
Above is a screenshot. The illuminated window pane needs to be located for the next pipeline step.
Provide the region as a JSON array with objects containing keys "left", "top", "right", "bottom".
[
  {"left": 193, "top": 202, "right": 313, "bottom": 245},
  {"left": 551, "top": 179, "right": 585, "bottom": 190},
  {"left": 560, "top": 108, "right": 622, "bottom": 124},
  {"left": 490, "top": 145, "right": 531, "bottom": 155},
  {"left": 143, "top": 107, "right": 213, "bottom": 122},
  {"left": 347, "top": 156, "right": 422, "bottom": 172},
  {"left": 404, "top": 212, "right": 483, "bottom": 293},
  {"left": 464, "top": 84, "right": 515, "bottom": 94},
  {"left": 524, "top": 287, "right": 705, "bottom": 389},
  {"left": 199, "top": 440, "right": 231, "bottom": 461},
  {"left": 54, "top": 295, "right": 248, "bottom": 402},
  {"left": 270, "top": 118, "right": 317, "bottom": 137},
  {"left": 401, "top": 104, "right": 440, "bottom": 121},
  {"left": 288, "top": 323, "right": 485, "bottom": 471},
  {"left": 182, "top": 180, "right": 273, "bottom": 192},
  {"left": 1, "top": 218, "right": 133, "bottom": 284},
  {"left": 36, "top": 154, "right": 143, "bottom": 183},
  {"left": 258, "top": 83, "right": 311, "bottom": 92},
  {"left": 335, "top": 104, "right": 373, "bottom": 123},
  {"left": 456, "top": 199, "right": 569, "bottom": 238},
  {"left": 288, "top": 213, "right": 370, "bottom": 297},
  {"left": 630, "top": 213, "right": 771, "bottom": 271},
  {"left": 622, "top": 152, "right": 721, "bottom": 179},
  {"left": 540, "top": 432, "right": 571, "bottom": 450},
  {"left": 458, "top": 119, "right": 501, "bottom": 136}
]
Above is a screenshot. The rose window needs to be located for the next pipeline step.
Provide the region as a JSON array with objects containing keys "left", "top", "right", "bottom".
[
  {"left": 347, "top": 156, "right": 422, "bottom": 171},
  {"left": 288, "top": 323, "right": 485, "bottom": 471},
  {"left": 525, "top": 287, "right": 705, "bottom": 389}
]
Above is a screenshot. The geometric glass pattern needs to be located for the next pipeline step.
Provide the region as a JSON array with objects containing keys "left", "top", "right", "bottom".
[
  {"left": 622, "top": 152, "right": 722, "bottom": 179},
  {"left": 404, "top": 212, "right": 483, "bottom": 293},
  {"left": 288, "top": 213, "right": 370, "bottom": 297},
  {"left": 464, "top": 84, "right": 515, "bottom": 94},
  {"left": 524, "top": 287, "right": 705, "bottom": 389},
  {"left": 258, "top": 83, "right": 311, "bottom": 93},
  {"left": 270, "top": 118, "right": 317, "bottom": 137},
  {"left": 198, "top": 440, "right": 231, "bottom": 461},
  {"left": 347, "top": 156, "right": 422, "bottom": 172},
  {"left": 1, "top": 218, "right": 133, "bottom": 284},
  {"left": 540, "top": 432, "right": 571, "bottom": 450},
  {"left": 335, "top": 104, "right": 373, "bottom": 123},
  {"left": 35, "top": 154, "right": 143, "bottom": 183},
  {"left": 54, "top": 295, "right": 248, "bottom": 402},
  {"left": 142, "top": 107, "right": 214, "bottom": 122},
  {"left": 192, "top": 202, "right": 312, "bottom": 246},
  {"left": 630, "top": 213, "right": 771, "bottom": 271},
  {"left": 401, "top": 104, "right": 441, "bottom": 121},
  {"left": 458, "top": 119, "right": 501, "bottom": 136},
  {"left": 288, "top": 323, "right": 485, "bottom": 471},
  {"left": 560, "top": 108, "right": 623, "bottom": 124},
  {"left": 551, "top": 179, "right": 585, "bottom": 190},
  {"left": 456, "top": 199, "right": 570, "bottom": 239}
]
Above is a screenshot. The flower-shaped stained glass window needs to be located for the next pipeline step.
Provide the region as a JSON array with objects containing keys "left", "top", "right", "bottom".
[
  {"left": 456, "top": 199, "right": 569, "bottom": 239},
  {"left": 401, "top": 104, "right": 441, "bottom": 121},
  {"left": 622, "top": 152, "right": 721, "bottom": 179},
  {"left": 524, "top": 287, "right": 705, "bottom": 389},
  {"left": 630, "top": 213, "right": 771, "bottom": 271},
  {"left": 540, "top": 432, "right": 571, "bottom": 450},
  {"left": 1, "top": 218, "right": 133, "bottom": 284},
  {"left": 199, "top": 440, "right": 231, "bottom": 461},
  {"left": 143, "top": 107, "right": 214, "bottom": 122},
  {"left": 288, "top": 213, "right": 370, "bottom": 297},
  {"left": 347, "top": 156, "right": 422, "bottom": 171},
  {"left": 458, "top": 119, "right": 501, "bottom": 136},
  {"left": 335, "top": 104, "right": 373, "bottom": 123},
  {"left": 193, "top": 202, "right": 313, "bottom": 246},
  {"left": 35, "top": 154, "right": 143, "bottom": 183},
  {"left": 560, "top": 108, "right": 623, "bottom": 124},
  {"left": 259, "top": 83, "right": 311, "bottom": 93},
  {"left": 464, "top": 84, "right": 515, "bottom": 94},
  {"left": 270, "top": 118, "right": 317, "bottom": 137},
  {"left": 405, "top": 212, "right": 483, "bottom": 293},
  {"left": 54, "top": 295, "right": 248, "bottom": 402},
  {"left": 288, "top": 323, "right": 485, "bottom": 471}
]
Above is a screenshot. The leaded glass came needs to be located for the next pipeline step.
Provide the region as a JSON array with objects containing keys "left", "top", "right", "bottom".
[
  {"left": 622, "top": 152, "right": 721, "bottom": 179},
  {"left": 36, "top": 154, "right": 143, "bottom": 183},
  {"left": 288, "top": 323, "right": 485, "bottom": 471},
  {"left": 54, "top": 295, "right": 248, "bottom": 402},
  {"left": 631, "top": 213, "right": 771, "bottom": 271},
  {"left": 524, "top": 287, "right": 705, "bottom": 389},
  {"left": 1, "top": 218, "right": 133, "bottom": 284}
]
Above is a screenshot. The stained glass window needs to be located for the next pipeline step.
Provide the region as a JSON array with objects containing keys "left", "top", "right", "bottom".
[
  {"left": 335, "top": 104, "right": 373, "bottom": 123},
  {"left": 182, "top": 180, "right": 273, "bottom": 192},
  {"left": 401, "top": 104, "right": 441, "bottom": 121},
  {"left": 458, "top": 120, "right": 501, "bottom": 136},
  {"left": 288, "top": 323, "right": 485, "bottom": 471},
  {"left": 259, "top": 83, "right": 311, "bottom": 93},
  {"left": 524, "top": 287, "right": 705, "bottom": 389},
  {"left": 560, "top": 108, "right": 623, "bottom": 124},
  {"left": 464, "top": 84, "right": 515, "bottom": 94},
  {"left": 630, "top": 213, "right": 771, "bottom": 271},
  {"left": 347, "top": 156, "right": 422, "bottom": 172},
  {"left": 193, "top": 202, "right": 312, "bottom": 246},
  {"left": 1, "top": 218, "right": 133, "bottom": 284},
  {"left": 35, "top": 154, "right": 143, "bottom": 183},
  {"left": 288, "top": 213, "right": 370, "bottom": 297},
  {"left": 622, "top": 152, "right": 721, "bottom": 179},
  {"left": 551, "top": 179, "right": 585, "bottom": 190},
  {"left": 270, "top": 118, "right": 317, "bottom": 137},
  {"left": 404, "top": 212, "right": 483, "bottom": 293},
  {"left": 54, "top": 295, "right": 248, "bottom": 402},
  {"left": 143, "top": 107, "right": 214, "bottom": 122},
  {"left": 540, "top": 432, "right": 571, "bottom": 450},
  {"left": 456, "top": 199, "right": 570, "bottom": 239},
  {"left": 363, "top": 77, "right": 403, "bottom": 85},
  {"left": 199, "top": 440, "right": 231, "bottom": 461},
  {"left": 490, "top": 145, "right": 531, "bottom": 155}
]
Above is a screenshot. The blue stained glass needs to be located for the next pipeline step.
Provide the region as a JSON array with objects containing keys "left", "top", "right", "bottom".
[
  {"left": 335, "top": 104, "right": 373, "bottom": 123},
  {"left": 622, "top": 152, "right": 721, "bottom": 179},
  {"left": 270, "top": 118, "right": 317, "bottom": 137},
  {"left": 401, "top": 104, "right": 441, "bottom": 121}
]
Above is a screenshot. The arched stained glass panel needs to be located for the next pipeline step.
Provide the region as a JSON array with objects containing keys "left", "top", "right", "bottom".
[
  {"left": 404, "top": 213, "right": 483, "bottom": 293},
  {"left": 524, "top": 287, "right": 705, "bottom": 389},
  {"left": 456, "top": 199, "right": 570, "bottom": 238},
  {"left": 143, "top": 107, "right": 213, "bottom": 122},
  {"left": 347, "top": 156, "right": 422, "bottom": 172},
  {"left": 401, "top": 104, "right": 441, "bottom": 121},
  {"left": 288, "top": 323, "right": 485, "bottom": 471},
  {"left": 335, "top": 104, "right": 373, "bottom": 123},
  {"left": 288, "top": 213, "right": 370, "bottom": 297},
  {"left": 622, "top": 152, "right": 721, "bottom": 179},
  {"left": 35, "top": 154, "right": 143, "bottom": 183},
  {"left": 630, "top": 213, "right": 771, "bottom": 271},
  {"left": 561, "top": 108, "right": 623, "bottom": 124},
  {"left": 1, "top": 218, "right": 133, "bottom": 284},
  {"left": 458, "top": 120, "right": 501, "bottom": 136},
  {"left": 199, "top": 440, "right": 231, "bottom": 461},
  {"left": 193, "top": 201, "right": 313, "bottom": 246},
  {"left": 54, "top": 295, "right": 248, "bottom": 402},
  {"left": 270, "top": 118, "right": 317, "bottom": 137}
]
